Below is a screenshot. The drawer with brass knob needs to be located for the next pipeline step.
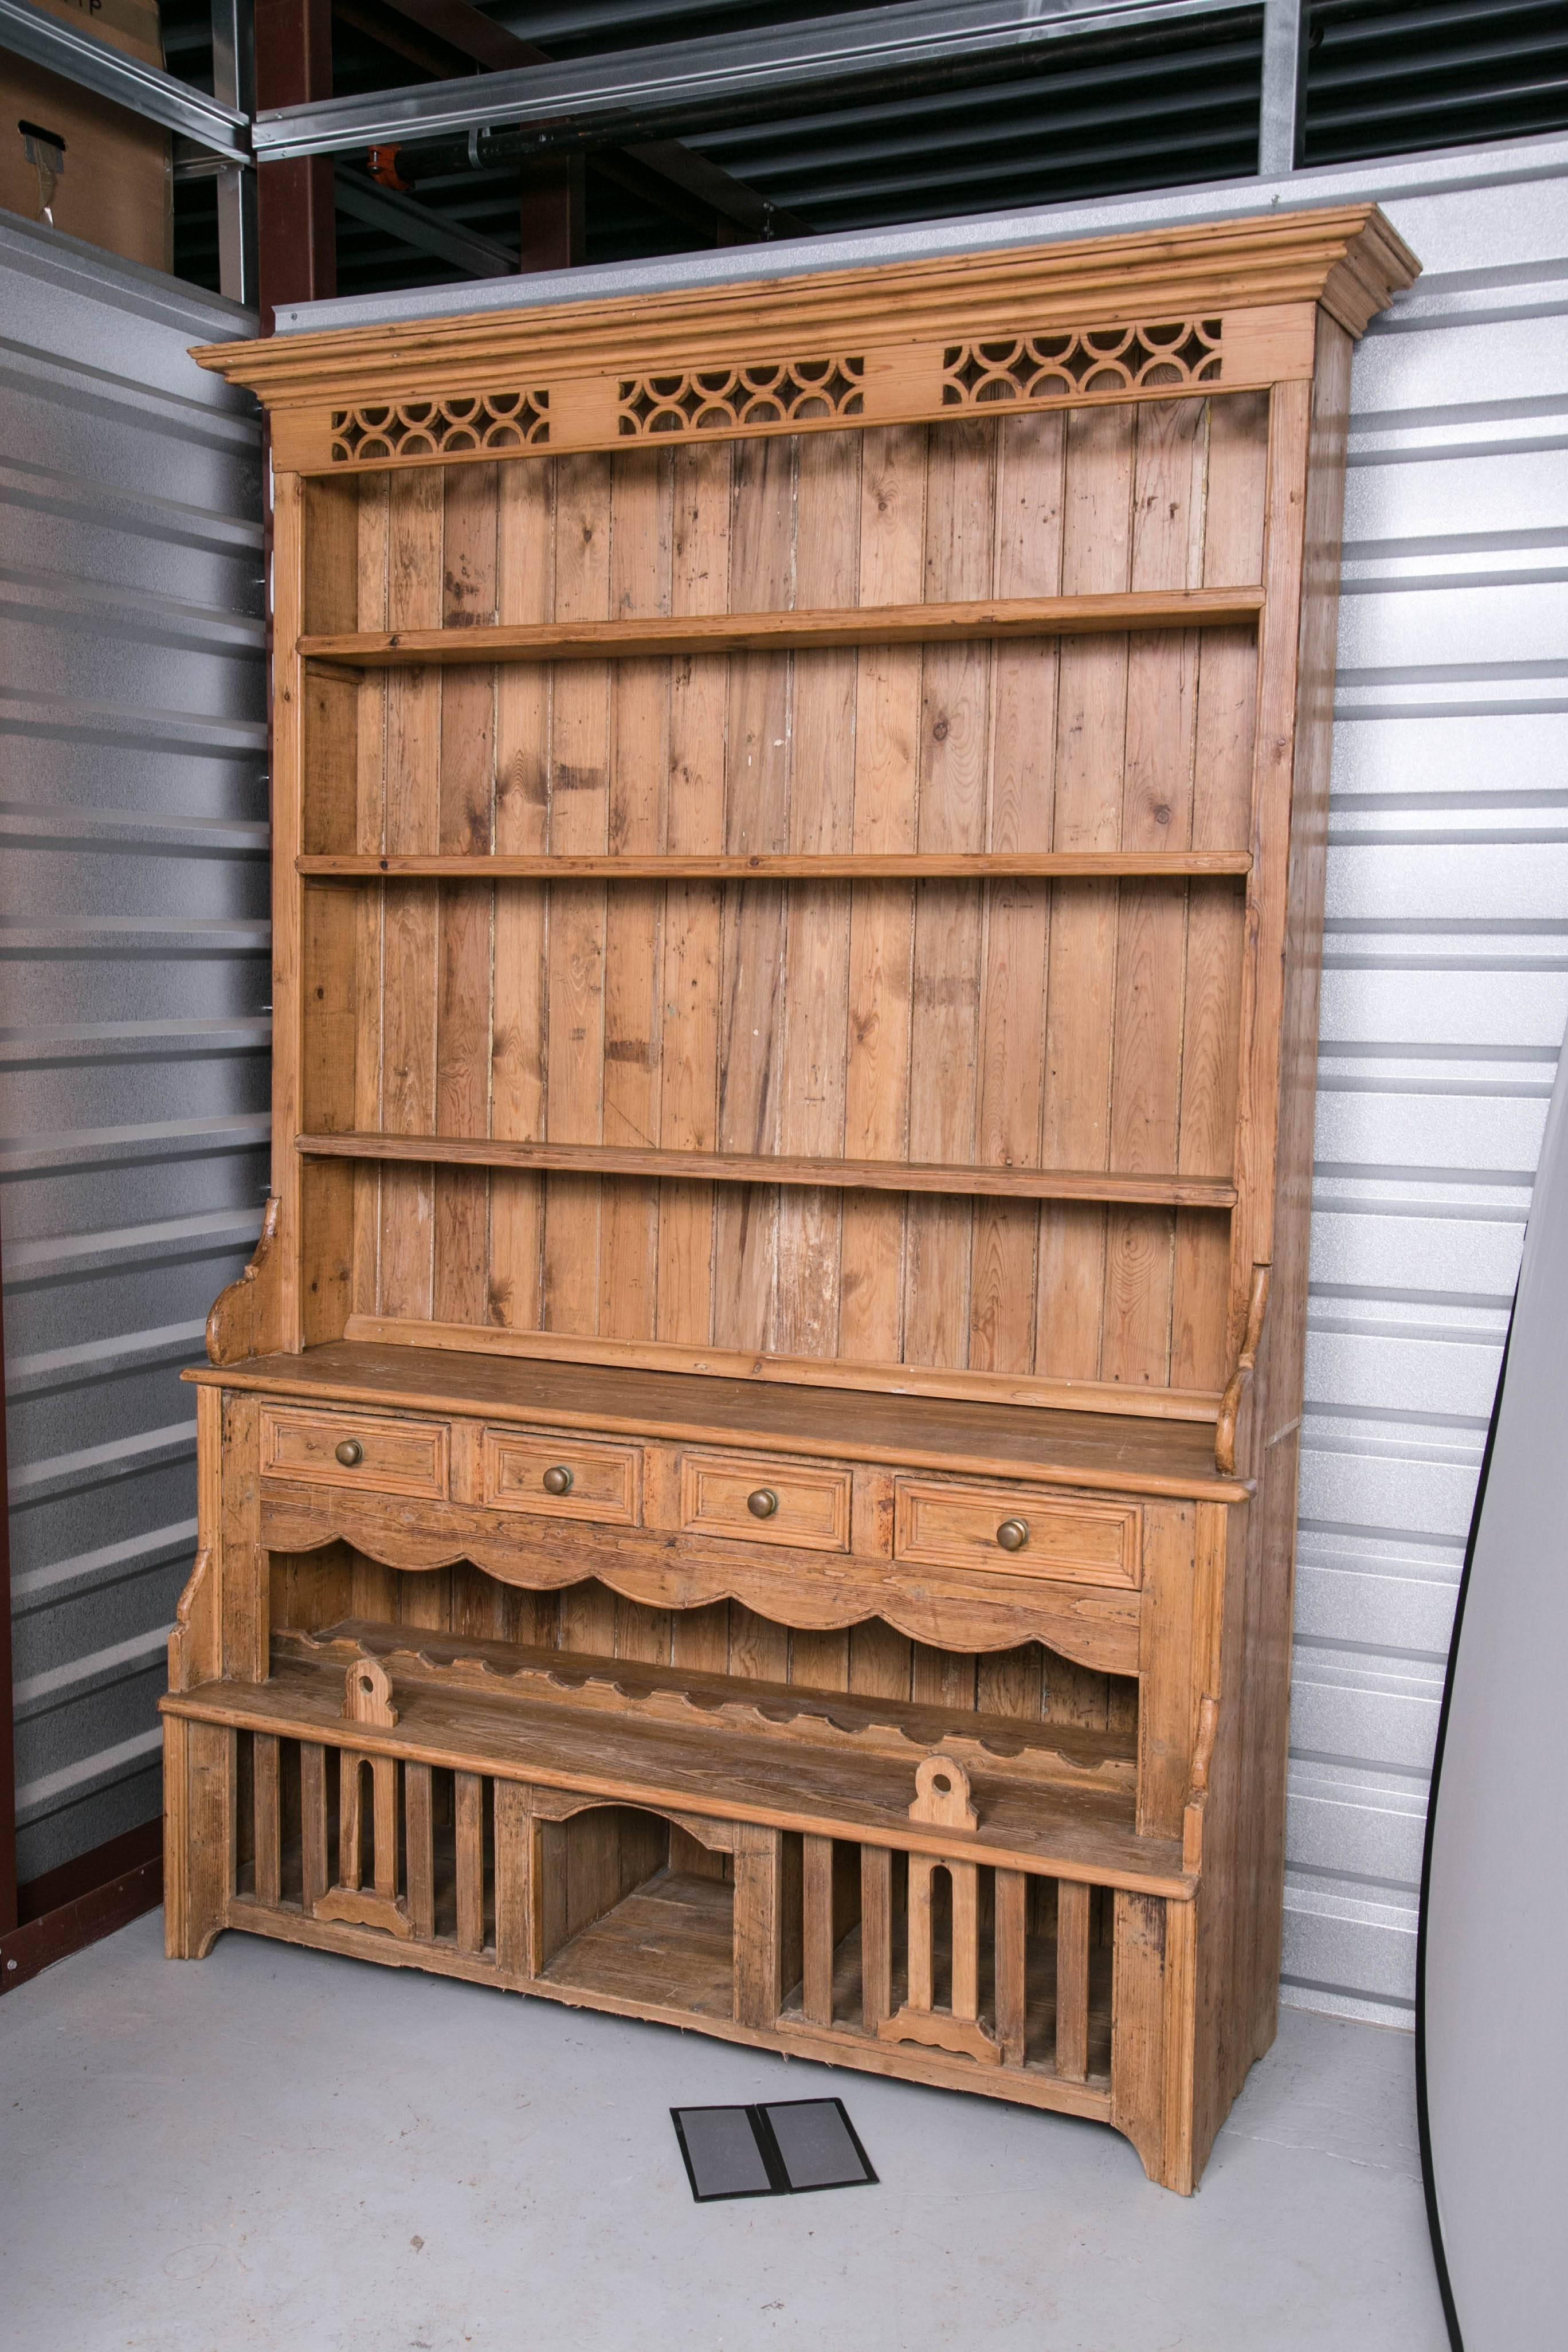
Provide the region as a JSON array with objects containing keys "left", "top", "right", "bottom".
[
  {"left": 892, "top": 1477, "right": 1142, "bottom": 1587},
  {"left": 482, "top": 1429, "right": 642, "bottom": 1526},
  {"left": 679, "top": 1452, "right": 851, "bottom": 1553},
  {"left": 258, "top": 1406, "right": 450, "bottom": 1500}
]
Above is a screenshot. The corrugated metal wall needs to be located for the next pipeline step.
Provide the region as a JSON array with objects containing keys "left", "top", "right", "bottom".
[
  {"left": 1285, "top": 154, "right": 1568, "bottom": 2023},
  {"left": 277, "top": 130, "right": 1568, "bottom": 2029},
  {"left": 0, "top": 214, "right": 266, "bottom": 1885},
  {"left": 6, "top": 132, "right": 1561, "bottom": 2018}
]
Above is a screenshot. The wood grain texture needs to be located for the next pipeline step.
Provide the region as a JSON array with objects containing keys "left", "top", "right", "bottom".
[
  {"left": 193, "top": 206, "right": 1419, "bottom": 410},
  {"left": 299, "top": 585, "right": 1264, "bottom": 666}
]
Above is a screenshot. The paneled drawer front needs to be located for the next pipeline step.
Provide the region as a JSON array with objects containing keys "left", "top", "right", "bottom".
[
  {"left": 893, "top": 1479, "right": 1141, "bottom": 1587},
  {"left": 680, "top": 1451, "right": 851, "bottom": 1553},
  {"left": 483, "top": 1429, "right": 642, "bottom": 1526},
  {"left": 260, "top": 1406, "right": 449, "bottom": 1500}
]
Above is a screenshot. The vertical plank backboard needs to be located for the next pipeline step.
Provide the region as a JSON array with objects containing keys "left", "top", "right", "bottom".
[{"left": 1036, "top": 406, "right": 1135, "bottom": 1383}]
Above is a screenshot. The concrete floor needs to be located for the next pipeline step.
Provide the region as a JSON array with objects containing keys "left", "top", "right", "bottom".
[{"left": 1, "top": 1912, "right": 1447, "bottom": 2352}]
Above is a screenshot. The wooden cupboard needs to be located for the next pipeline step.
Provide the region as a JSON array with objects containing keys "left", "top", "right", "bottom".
[{"left": 163, "top": 204, "right": 1417, "bottom": 2190}]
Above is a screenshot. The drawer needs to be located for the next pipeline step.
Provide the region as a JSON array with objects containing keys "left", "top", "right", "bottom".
[
  {"left": 893, "top": 1479, "right": 1141, "bottom": 1587},
  {"left": 483, "top": 1429, "right": 642, "bottom": 1526},
  {"left": 260, "top": 1406, "right": 449, "bottom": 1500},
  {"left": 680, "top": 1451, "right": 851, "bottom": 1553}
]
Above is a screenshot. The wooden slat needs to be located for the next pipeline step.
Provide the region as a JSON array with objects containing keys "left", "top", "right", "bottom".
[
  {"left": 970, "top": 408, "right": 1064, "bottom": 1382},
  {"left": 656, "top": 437, "right": 730, "bottom": 1358},
  {"left": 540, "top": 453, "right": 613, "bottom": 1354},
  {"left": 950, "top": 1859, "right": 981, "bottom": 2022},
  {"left": 377, "top": 467, "right": 444, "bottom": 1332},
  {"left": 299, "top": 1131, "right": 1236, "bottom": 1207},
  {"left": 601, "top": 449, "right": 672, "bottom": 1354},
  {"left": 1036, "top": 404, "right": 1135, "bottom": 1391},
  {"left": 372, "top": 1755, "right": 399, "bottom": 1899},
  {"left": 1055, "top": 1875, "right": 1092, "bottom": 2081},
  {"left": 493, "top": 1779, "right": 532, "bottom": 1974},
  {"left": 432, "top": 461, "right": 499, "bottom": 1334},
  {"left": 713, "top": 431, "right": 794, "bottom": 1354},
  {"left": 338, "top": 1750, "right": 364, "bottom": 1891},
  {"left": 405, "top": 1758, "right": 436, "bottom": 1939},
  {"left": 802, "top": 1832, "right": 837, "bottom": 2028},
  {"left": 902, "top": 418, "right": 992, "bottom": 1381},
  {"left": 1101, "top": 393, "right": 1207, "bottom": 1389},
  {"left": 994, "top": 1867, "right": 1028, "bottom": 2064},
  {"left": 907, "top": 1854, "right": 936, "bottom": 2011},
  {"left": 350, "top": 475, "right": 390, "bottom": 1327},
  {"left": 299, "top": 586, "right": 1265, "bottom": 667},
  {"left": 488, "top": 453, "right": 554, "bottom": 1346},
  {"left": 733, "top": 1824, "right": 783, "bottom": 2028},
  {"left": 301, "top": 1741, "right": 329, "bottom": 1911},
  {"left": 860, "top": 1843, "right": 893, "bottom": 2034},
  {"left": 252, "top": 1732, "right": 281, "bottom": 1907},
  {"left": 1173, "top": 394, "right": 1268, "bottom": 1393},
  {"left": 298, "top": 850, "right": 1252, "bottom": 879},
  {"left": 455, "top": 1770, "right": 486, "bottom": 1954}
]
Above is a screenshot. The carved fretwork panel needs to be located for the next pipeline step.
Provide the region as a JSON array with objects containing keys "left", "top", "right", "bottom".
[
  {"left": 329, "top": 387, "right": 550, "bottom": 463},
  {"left": 617, "top": 354, "right": 865, "bottom": 437},
  {"left": 941, "top": 319, "right": 1223, "bottom": 408}
]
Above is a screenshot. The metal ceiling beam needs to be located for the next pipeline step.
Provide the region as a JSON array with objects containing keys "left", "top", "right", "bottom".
[
  {"left": 1258, "top": 0, "right": 1307, "bottom": 173},
  {"left": 0, "top": 0, "right": 251, "bottom": 161},
  {"left": 250, "top": 0, "right": 1256, "bottom": 164},
  {"left": 334, "top": 166, "right": 518, "bottom": 273},
  {"left": 365, "top": 0, "right": 810, "bottom": 238}
]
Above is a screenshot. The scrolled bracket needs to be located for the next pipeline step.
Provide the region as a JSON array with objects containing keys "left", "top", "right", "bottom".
[
  {"left": 1214, "top": 1262, "right": 1270, "bottom": 1476},
  {"left": 206, "top": 1193, "right": 285, "bottom": 1366},
  {"left": 1182, "top": 1694, "right": 1221, "bottom": 1875}
]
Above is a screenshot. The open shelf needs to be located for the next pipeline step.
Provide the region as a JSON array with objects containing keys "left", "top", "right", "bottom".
[
  {"left": 295, "top": 1130, "right": 1238, "bottom": 1209},
  {"left": 296, "top": 585, "right": 1266, "bottom": 670},
  {"left": 170, "top": 1618, "right": 1181, "bottom": 1891},
  {"left": 296, "top": 850, "right": 1254, "bottom": 881},
  {"left": 190, "top": 1338, "right": 1240, "bottom": 1495}
]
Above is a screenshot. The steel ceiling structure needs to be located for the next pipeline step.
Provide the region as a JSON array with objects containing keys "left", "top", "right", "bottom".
[{"left": 1, "top": 0, "right": 1554, "bottom": 301}]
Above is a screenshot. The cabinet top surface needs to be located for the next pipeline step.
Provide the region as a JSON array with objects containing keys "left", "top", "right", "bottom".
[
  {"left": 186, "top": 1341, "right": 1251, "bottom": 1501},
  {"left": 190, "top": 201, "right": 1418, "bottom": 408}
]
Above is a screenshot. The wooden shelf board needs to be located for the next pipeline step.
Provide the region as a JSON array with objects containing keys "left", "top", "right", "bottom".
[
  {"left": 338, "top": 1312, "right": 1222, "bottom": 1427},
  {"left": 544, "top": 1871, "right": 736, "bottom": 2018},
  {"left": 296, "top": 586, "right": 1265, "bottom": 669},
  {"left": 297, "top": 850, "right": 1253, "bottom": 881},
  {"left": 304, "top": 1621, "right": 1138, "bottom": 1783},
  {"left": 182, "top": 1340, "right": 1249, "bottom": 1499},
  {"left": 162, "top": 1650, "right": 1190, "bottom": 1891},
  {"left": 296, "top": 1131, "right": 1237, "bottom": 1209}
]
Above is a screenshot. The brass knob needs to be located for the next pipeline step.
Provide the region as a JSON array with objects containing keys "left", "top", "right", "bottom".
[
  {"left": 995, "top": 1517, "right": 1029, "bottom": 1553},
  {"left": 334, "top": 1438, "right": 364, "bottom": 1468},
  {"left": 542, "top": 1465, "right": 574, "bottom": 1496},
  {"left": 747, "top": 1487, "right": 779, "bottom": 1520}
]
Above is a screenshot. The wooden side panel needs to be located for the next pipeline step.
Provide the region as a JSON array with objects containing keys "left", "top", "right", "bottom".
[
  {"left": 1231, "top": 317, "right": 1353, "bottom": 2070},
  {"left": 1112, "top": 1890, "right": 1172, "bottom": 2187}
]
